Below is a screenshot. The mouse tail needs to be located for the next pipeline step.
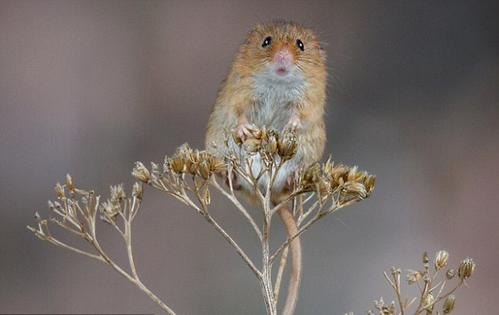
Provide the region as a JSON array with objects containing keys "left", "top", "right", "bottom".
[{"left": 278, "top": 205, "right": 302, "bottom": 315}]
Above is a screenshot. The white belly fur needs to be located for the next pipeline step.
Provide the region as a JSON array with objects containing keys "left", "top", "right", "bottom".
[{"left": 235, "top": 67, "right": 306, "bottom": 193}]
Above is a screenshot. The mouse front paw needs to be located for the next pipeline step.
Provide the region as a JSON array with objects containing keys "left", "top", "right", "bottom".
[
  {"left": 284, "top": 115, "right": 302, "bottom": 132},
  {"left": 236, "top": 122, "right": 258, "bottom": 140}
]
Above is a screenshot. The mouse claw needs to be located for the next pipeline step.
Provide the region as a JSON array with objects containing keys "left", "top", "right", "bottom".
[{"left": 236, "top": 122, "right": 258, "bottom": 140}]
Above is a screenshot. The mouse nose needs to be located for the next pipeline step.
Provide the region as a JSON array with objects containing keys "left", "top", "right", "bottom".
[{"left": 273, "top": 48, "right": 293, "bottom": 67}]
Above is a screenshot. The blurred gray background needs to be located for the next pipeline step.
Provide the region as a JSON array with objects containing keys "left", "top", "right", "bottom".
[{"left": 1, "top": 1, "right": 498, "bottom": 314}]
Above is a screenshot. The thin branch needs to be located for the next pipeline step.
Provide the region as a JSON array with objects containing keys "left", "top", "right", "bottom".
[
  {"left": 270, "top": 199, "right": 357, "bottom": 264},
  {"left": 89, "top": 238, "right": 177, "bottom": 315},
  {"left": 211, "top": 177, "right": 262, "bottom": 240},
  {"left": 46, "top": 235, "right": 105, "bottom": 262},
  {"left": 184, "top": 191, "right": 262, "bottom": 279}
]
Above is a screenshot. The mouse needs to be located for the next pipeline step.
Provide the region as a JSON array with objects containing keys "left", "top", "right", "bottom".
[{"left": 205, "top": 21, "right": 327, "bottom": 315}]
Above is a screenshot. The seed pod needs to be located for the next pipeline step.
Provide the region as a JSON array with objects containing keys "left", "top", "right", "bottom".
[
  {"left": 54, "top": 182, "right": 65, "bottom": 198},
  {"left": 186, "top": 150, "right": 201, "bottom": 174},
  {"left": 406, "top": 270, "right": 422, "bottom": 284},
  {"left": 207, "top": 155, "right": 225, "bottom": 173},
  {"left": 132, "top": 182, "right": 143, "bottom": 200},
  {"left": 446, "top": 268, "right": 456, "bottom": 280},
  {"left": 110, "top": 184, "right": 126, "bottom": 201},
  {"left": 264, "top": 132, "right": 278, "bottom": 155},
  {"left": 442, "top": 295, "right": 456, "bottom": 314},
  {"left": 65, "top": 174, "right": 74, "bottom": 192},
  {"left": 364, "top": 175, "right": 376, "bottom": 193},
  {"left": 458, "top": 257, "right": 476, "bottom": 279},
  {"left": 423, "top": 251, "right": 430, "bottom": 264},
  {"left": 198, "top": 160, "right": 211, "bottom": 179},
  {"left": 132, "top": 162, "right": 151, "bottom": 183},
  {"left": 423, "top": 293, "right": 435, "bottom": 313},
  {"left": 243, "top": 138, "right": 261, "bottom": 153},
  {"left": 170, "top": 157, "right": 185, "bottom": 173},
  {"left": 435, "top": 250, "right": 449, "bottom": 270},
  {"left": 277, "top": 131, "right": 297, "bottom": 160}
]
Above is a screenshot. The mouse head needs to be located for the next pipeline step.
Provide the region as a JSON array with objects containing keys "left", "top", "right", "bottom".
[{"left": 234, "top": 21, "right": 326, "bottom": 81}]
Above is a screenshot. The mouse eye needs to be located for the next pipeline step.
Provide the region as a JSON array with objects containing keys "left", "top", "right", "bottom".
[
  {"left": 262, "top": 36, "right": 272, "bottom": 48},
  {"left": 296, "top": 39, "right": 304, "bottom": 51}
]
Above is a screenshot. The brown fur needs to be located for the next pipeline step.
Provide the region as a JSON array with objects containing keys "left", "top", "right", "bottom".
[
  {"left": 206, "top": 21, "right": 327, "bottom": 163},
  {"left": 205, "top": 21, "right": 328, "bottom": 315}
]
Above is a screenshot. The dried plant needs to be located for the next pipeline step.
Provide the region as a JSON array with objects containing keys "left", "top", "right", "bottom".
[
  {"left": 27, "top": 129, "right": 474, "bottom": 315},
  {"left": 345, "top": 251, "right": 476, "bottom": 315}
]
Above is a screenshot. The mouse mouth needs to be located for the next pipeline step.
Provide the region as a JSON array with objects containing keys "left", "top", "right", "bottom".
[{"left": 275, "top": 67, "right": 289, "bottom": 76}]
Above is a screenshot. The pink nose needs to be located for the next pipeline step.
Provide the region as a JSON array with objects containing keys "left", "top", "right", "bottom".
[{"left": 273, "top": 49, "right": 293, "bottom": 66}]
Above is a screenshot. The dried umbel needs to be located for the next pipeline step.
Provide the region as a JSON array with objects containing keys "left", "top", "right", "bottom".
[
  {"left": 28, "top": 130, "right": 379, "bottom": 315},
  {"left": 365, "top": 250, "right": 476, "bottom": 315},
  {"left": 26, "top": 130, "right": 476, "bottom": 315},
  {"left": 231, "top": 127, "right": 298, "bottom": 162},
  {"left": 323, "top": 159, "right": 376, "bottom": 197}
]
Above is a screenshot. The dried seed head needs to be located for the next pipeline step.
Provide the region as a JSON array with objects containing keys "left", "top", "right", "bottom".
[
  {"left": 252, "top": 128, "right": 263, "bottom": 139},
  {"left": 343, "top": 181, "right": 368, "bottom": 198},
  {"left": 323, "top": 157, "right": 334, "bottom": 175},
  {"left": 347, "top": 166, "right": 361, "bottom": 181},
  {"left": 443, "top": 294, "right": 456, "bottom": 314},
  {"left": 263, "top": 131, "right": 278, "bottom": 155},
  {"left": 423, "top": 251, "right": 430, "bottom": 264},
  {"left": 150, "top": 162, "right": 160, "bottom": 179},
  {"left": 177, "top": 143, "right": 193, "bottom": 155},
  {"left": 330, "top": 164, "right": 350, "bottom": 187},
  {"left": 207, "top": 155, "right": 225, "bottom": 173},
  {"left": 65, "top": 174, "right": 74, "bottom": 191},
  {"left": 446, "top": 268, "right": 456, "bottom": 280},
  {"left": 100, "top": 200, "right": 120, "bottom": 221},
  {"left": 170, "top": 157, "right": 185, "bottom": 173},
  {"left": 132, "top": 182, "right": 143, "bottom": 200},
  {"left": 363, "top": 175, "right": 376, "bottom": 194},
  {"left": 198, "top": 159, "right": 211, "bottom": 179},
  {"left": 132, "top": 161, "right": 150, "bottom": 183},
  {"left": 406, "top": 269, "right": 422, "bottom": 284},
  {"left": 277, "top": 131, "right": 297, "bottom": 160},
  {"left": 54, "top": 182, "right": 65, "bottom": 198},
  {"left": 423, "top": 293, "right": 435, "bottom": 312},
  {"left": 110, "top": 184, "right": 126, "bottom": 201},
  {"left": 243, "top": 138, "right": 261, "bottom": 153},
  {"left": 301, "top": 163, "right": 322, "bottom": 190},
  {"left": 458, "top": 257, "right": 476, "bottom": 279},
  {"left": 232, "top": 130, "right": 243, "bottom": 146},
  {"left": 185, "top": 150, "right": 201, "bottom": 174},
  {"left": 435, "top": 250, "right": 449, "bottom": 270}
]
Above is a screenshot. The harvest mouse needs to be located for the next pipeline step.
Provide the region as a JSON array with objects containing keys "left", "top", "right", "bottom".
[
  {"left": 205, "top": 21, "right": 327, "bottom": 315},
  {"left": 206, "top": 21, "right": 326, "bottom": 195}
]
